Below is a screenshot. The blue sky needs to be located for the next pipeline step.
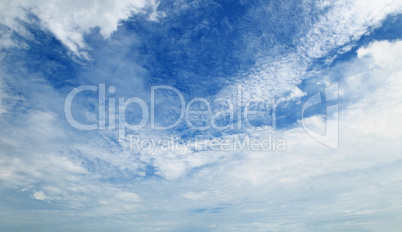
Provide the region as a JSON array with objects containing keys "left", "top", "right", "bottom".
[{"left": 1, "top": 0, "right": 402, "bottom": 231}]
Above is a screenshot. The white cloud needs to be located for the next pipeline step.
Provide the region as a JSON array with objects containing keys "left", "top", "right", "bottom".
[
  {"left": 0, "top": 0, "right": 161, "bottom": 58},
  {"left": 182, "top": 191, "right": 209, "bottom": 201},
  {"left": 357, "top": 40, "right": 402, "bottom": 69},
  {"left": 32, "top": 190, "right": 52, "bottom": 202},
  {"left": 218, "top": 0, "right": 402, "bottom": 104},
  {"left": 0, "top": 79, "right": 7, "bottom": 115},
  {"left": 116, "top": 191, "right": 141, "bottom": 202},
  {"left": 301, "top": 0, "right": 402, "bottom": 58}
]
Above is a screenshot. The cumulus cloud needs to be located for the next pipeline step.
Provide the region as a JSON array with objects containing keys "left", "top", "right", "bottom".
[{"left": 0, "top": 0, "right": 161, "bottom": 58}]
